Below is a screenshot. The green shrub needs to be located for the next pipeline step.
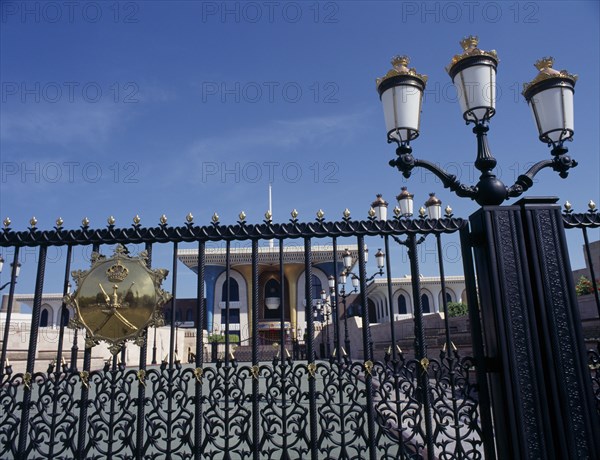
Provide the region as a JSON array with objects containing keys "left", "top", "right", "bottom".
[
  {"left": 207, "top": 334, "right": 240, "bottom": 343},
  {"left": 447, "top": 302, "right": 469, "bottom": 317},
  {"left": 575, "top": 276, "right": 599, "bottom": 296}
]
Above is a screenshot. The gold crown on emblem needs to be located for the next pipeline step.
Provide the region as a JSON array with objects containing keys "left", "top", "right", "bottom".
[{"left": 106, "top": 261, "right": 129, "bottom": 282}]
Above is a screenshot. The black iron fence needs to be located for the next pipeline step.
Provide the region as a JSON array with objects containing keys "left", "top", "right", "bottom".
[
  {"left": 562, "top": 206, "right": 600, "bottom": 417},
  {"left": 0, "top": 206, "right": 598, "bottom": 459}
]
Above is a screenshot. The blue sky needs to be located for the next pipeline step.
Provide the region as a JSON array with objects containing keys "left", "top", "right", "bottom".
[{"left": 1, "top": 1, "right": 599, "bottom": 297}]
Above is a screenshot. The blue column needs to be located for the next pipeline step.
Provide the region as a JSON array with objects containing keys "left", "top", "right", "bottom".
[{"left": 193, "top": 265, "right": 225, "bottom": 333}]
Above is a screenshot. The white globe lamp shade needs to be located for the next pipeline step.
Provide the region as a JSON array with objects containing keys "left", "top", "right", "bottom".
[
  {"left": 446, "top": 36, "right": 498, "bottom": 124},
  {"left": 522, "top": 57, "right": 577, "bottom": 146},
  {"left": 377, "top": 56, "right": 427, "bottom": 145}
]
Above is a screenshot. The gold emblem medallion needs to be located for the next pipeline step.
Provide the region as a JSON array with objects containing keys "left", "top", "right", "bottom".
[{"left": 65, "top": 244, "right": 172, "bottom": 355}]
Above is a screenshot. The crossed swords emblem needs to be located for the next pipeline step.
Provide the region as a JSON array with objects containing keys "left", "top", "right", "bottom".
[{"left": 93, "top": 282, "right": 138, "bottom": 333}]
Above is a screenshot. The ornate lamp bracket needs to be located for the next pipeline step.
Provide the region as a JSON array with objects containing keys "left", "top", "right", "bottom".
[{"left": 389, "top": 126, "right": 578, "bottom": 206}]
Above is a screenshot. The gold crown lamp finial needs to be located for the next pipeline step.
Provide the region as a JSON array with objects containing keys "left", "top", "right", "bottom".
[
  {"left": 534, "top": 57, "right": 554, "bottom": 71},
  {"left": 391, "top": 55, "right": 410, "bottom": 68},
  {"left": 522, "top": 57, "right": 577, "bottom": 95},
  {"left": 377, "top": 54, "right": 428, "bottom": 90},
  {"left": 460, "top": 35, "right": 479, "bottom": 51}
]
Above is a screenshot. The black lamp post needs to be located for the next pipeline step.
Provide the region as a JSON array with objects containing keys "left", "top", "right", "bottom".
[
  {"left": 0, "top": 257, "right": 21, "bottom": 291},
  {"left": 326, "top": 274, "right": 337, "bottom": 357},
  {"left": 376, "top": 37, "right": 600, "bottom": 459},
  {"left": 338, "top": 270, "right": 359, "bottom": 358},
  {"left": 339, "top": 247, "right": 385, "bottom": 359},
  {"left": 151, "top": 325, "right": 158, "bottom": 365},
  {"left": 313, "top": 298, "right": 324, "bottom": 358},
  {"left": 372, "top": 190, "right": 452, "bottom": 362},
  {"left": 377, "top": 36, "right": 578, "bottom": 206},
  {"left": 314, "top": 289, "right": 332, "bottom": 358}
]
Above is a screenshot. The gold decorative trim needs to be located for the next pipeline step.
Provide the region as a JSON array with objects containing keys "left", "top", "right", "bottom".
[
  {"left": 364, "top": 360, "right": 373, "bottom": 376},
  {"left": 65, "top": 244, "right": 171, "bottom": 355},
  {"left": 79, "top": 370, "right": 89, "bottom": 389},
  {"left": 446, "top": 35, "right": 498, "bottom": 74},
  {"left": 376, "top": 55, "right": 428, "bottom": 91},
  {"left": 137, "top": 369, "right": 146, "bottom": 387},
  {"left": 522, "top": 57, "right": 577, "bottom": 95},
  {"left": 23, "top": 372, "right": 32, "bottom": 389},
  {"left": 307, "top": 362, "right": 317, "bottom": 379},
  {"left": 250, "top": 365, "right": 259, "bottom": 380},
  {"left": 194, "top": 367, "right": 204, "bottom": 383},
  {"left": 420, "top": 357, "right": 430, "bottom": 373}
]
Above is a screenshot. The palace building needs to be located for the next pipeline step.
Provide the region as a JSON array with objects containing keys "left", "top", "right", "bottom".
[{"left": 176, "top": 244, "right": 360, "bottom": 343}]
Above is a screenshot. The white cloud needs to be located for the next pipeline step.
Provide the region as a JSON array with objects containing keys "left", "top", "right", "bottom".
[
  {"left": 186, "top": 111, "right": 368, "bottom": 162},
  {"left": 0, "top": 102, "right": 130, "bottom": 147}
]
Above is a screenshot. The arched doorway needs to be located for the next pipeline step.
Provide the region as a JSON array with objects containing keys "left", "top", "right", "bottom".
[
  {"left": 40, "top": 308, "right": 49, "bottom": 327},
  {"left": 368, "top": 299, "right": 377, "bottom": 323},
  {"left": 258, "top": 272, "right": 291, "bottom": 344}
]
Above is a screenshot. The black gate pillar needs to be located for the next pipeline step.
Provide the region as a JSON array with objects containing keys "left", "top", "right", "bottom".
[{"left": 469, "top": 197, "right": 599, "bottom": 460}]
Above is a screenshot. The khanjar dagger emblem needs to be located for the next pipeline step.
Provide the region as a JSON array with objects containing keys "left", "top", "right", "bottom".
[{"left": 65, "top": 244, "right": 172, "bottom": 355}]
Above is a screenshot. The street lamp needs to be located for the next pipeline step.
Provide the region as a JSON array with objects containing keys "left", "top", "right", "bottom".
[
  {"left": 338, "top": 270, "right": 359, "bottom": 357},
  {"left": 342, "top": 247, "right": 384, "bottom": 283},
  {"left": 339, "top": 246, "right": 385, "bottom": 359},
  {"left": 326, "top": 274, "right": 339, "bottom": 358},
  {"left": 0, "top": 257, "right": 21, "bottom": 291},
  {"left": 313, "top": 290, "right": 332, "bottom": 358},
  {"left": 377, "top": 39, "right": 598, "bottom": 459},
  {"left": 371, "top": 194, "right": 388, "bottom": 220},
  {"left": 381, "top": 189, "right": 445, "bottom": 221},
  {"left": 396, "top": 187, "right": 414, "bottom": 217},
  {"left": 378, "top": 36, "right": 578, "bottom": 206}
]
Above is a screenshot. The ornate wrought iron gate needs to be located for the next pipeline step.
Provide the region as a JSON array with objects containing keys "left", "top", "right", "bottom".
[{"left": 0, "top": 201, "right": 598, "bottom": 459}]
